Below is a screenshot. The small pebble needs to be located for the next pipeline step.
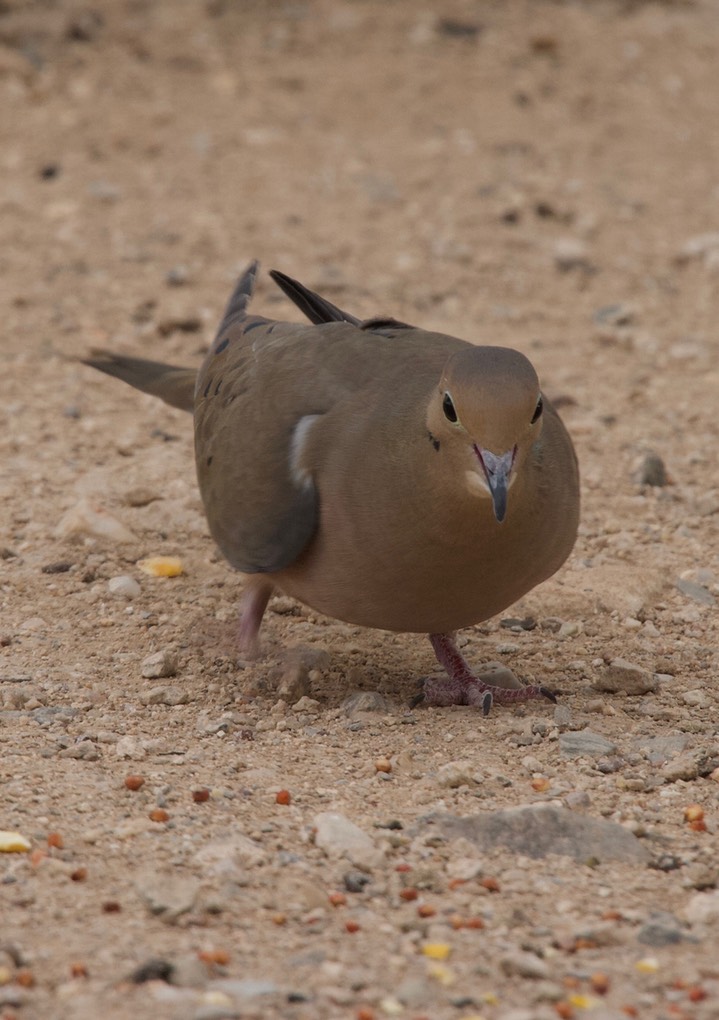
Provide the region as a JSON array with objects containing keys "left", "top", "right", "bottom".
[
  {"left": 662, "top": 753, "right": 699, "bottom": 783},
  {"left": 553, "top": 704, "right": 573, "bottom": 729},
  {"left": 436, "top": 761, "right": 478, "bottom": 788},
  {"left": 559, "top": 730, "right": 618, "bottom": 758},
  {"left": 500, "top": 950, "right": 549, "bottom": 980},
  {"left": 675, "top": 578, "right": 716, "bottom": 607},
  {"left": 557, "top": 621, "right": 582, "bottom": 639},
  {"left": 291, "top": 695, "right": 321, "bottom": 715},
  {"left": 130, "top": 959, "right": 175, "bottom": 984},
  {"left": 41, "top": 561, "right": 74, "bottom": 574},
  {"left": 684, "top": 863, "right": 718, "bottom": 891},
  {"left": 166, "top": 265, "right": 190, "bottom": 287},
  {"left": 313, "top": 812, "right": 382, "bottom": 870},
  {"left": 278, "top": 661, "right": 311, "bottom": 703},
  {"left": 637, "top": 911, "right": 685, "bottom": 946},
  {"left": 343, "top": 871, "right": 370, "bottom": 893},
  {"left": 58, "top": 740, "right": 99, "bottom": 761},
  {"left": 56, "top": 499, "right": 137, "bottom": 543},
  {"left": 634, "top": 451, "right": 668, "bottom": 487},
  {"left": 683, "top": 890, "right": 719, "bottom": 925},
  {"left": 115, "top": 736, "right": 146, "bottom": 760},
  {"left": 593, "top": 658, "right": 657, "bottom": 695},
  {"left": 141, "top": 685, "right": 188, "bottom": 706},
  {"left": 476, "top": 662, "right": 523, "bottom": 689},
  {"left": 141, "top": 650, "right": 177, "bottom": 679},
  {"left": 553, "top": 237, "right": 593, "bottom": 272},
  {"left": 122, "top": 487, "right": 161, "bottom": 508},
  {"left": 341, "top": 691, "right": 389, "bottom": 715},
  {"left": 681, "top": 689, "right": 709, "bottom": 708},
  {"left": 108, "top": 575, "right": 141, "bottom": 599}
]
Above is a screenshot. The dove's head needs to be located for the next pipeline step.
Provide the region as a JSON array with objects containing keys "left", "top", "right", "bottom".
[{"left": 426, "top": 346, "right": 544, "bottom": 523}]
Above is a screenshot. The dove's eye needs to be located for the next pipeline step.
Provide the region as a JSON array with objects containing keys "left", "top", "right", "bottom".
[
  {"left": 443, "top": 392, "right": 458, "bottom": 423},
  {"left": 531, "top": 396, "right": 543, "bottom": 424}
]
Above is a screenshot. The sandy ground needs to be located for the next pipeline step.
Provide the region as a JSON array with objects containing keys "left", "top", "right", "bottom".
[{"left": 2, "top": 1, "right": 719, "bottom": 1018}]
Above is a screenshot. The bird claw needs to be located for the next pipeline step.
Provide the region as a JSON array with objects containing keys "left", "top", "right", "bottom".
[
  {"left": 424, "top": 633, "right": 559, "bottom": 712},
  {"left": 421, "top": 677, "right": 555, "bottom": 710},
  {"left": 409, "top": 689, "right": 426, "bottom": 710}
]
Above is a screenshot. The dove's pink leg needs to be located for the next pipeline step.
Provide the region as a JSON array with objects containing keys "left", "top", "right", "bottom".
[
  {"left": 237, "top": 580, "right": 274, "bottom": 656},
  {"left": 421, "top": 633, "right": 557, "bottom": 716}
]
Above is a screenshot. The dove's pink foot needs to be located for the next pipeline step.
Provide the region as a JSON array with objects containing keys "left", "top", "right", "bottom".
[
  {"left": 419, "top": 633, "right": 557, "bottom": 716},
  {"left": 237, "top": 580, "right": 274, "bottom": 656}
]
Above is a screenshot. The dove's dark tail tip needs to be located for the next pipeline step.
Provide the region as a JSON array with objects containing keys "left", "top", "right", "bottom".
[{"left": 269, "top": 268, "right": 361, "bottom": 327}]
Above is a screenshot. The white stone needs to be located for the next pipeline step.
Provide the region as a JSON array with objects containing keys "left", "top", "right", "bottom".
[
  {"left": 108, "top": 574, "right": 140, "bottom": 599},
  {"left": 313, "top": 812, "right": 382, "bottom": 870}
]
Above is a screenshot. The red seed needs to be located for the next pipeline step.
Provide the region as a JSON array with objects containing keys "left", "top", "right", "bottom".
[
  {"left": 328, "top": 891, "right": 347, "bottom": 907},
  {"left": 124, "top": 775, "right": 145, "bottom": 791},
  {"left": 102, "top": 901, "right": 122, "bottom": 913},
  {"left": 198, "top": 949, "right": 230, "bottom": 966},
  {"left": 70, "top": 867, "right": 87, "bottom": 882},
  {"left": 480, "top": 876, "right": 500, "bottom": 892},
  {"left": 554, "top": 1002, "right": 574, "bottom": 1019},
  {"left": 345, "top": 920, "right": 361, "bottom": 933},
  {"left": 275, "top": 789, "right": 291, "bottom": 805},
  {"left": 149, "top": 808, "right": 169, "bottom": 823},
  {"left": 417, "top": 904, "right": 436, "bottom": 918},
  {"left": 47, "top": 831, "right": 64, "bottom": 849},
  {"left": 192, "top": 788, "right": 210, "bottom": 803},
  {"left": 688, "top": 986, "right": 707, "bottom": 1003},
  {"left": 590, "top": 972, "right": 610, "bottom": 995},
  {"left": 399, "top": 887, "right": 418, "bottom": 901},
  {"left": 70, "top": 962, "right": 89, "bottom": 979}
]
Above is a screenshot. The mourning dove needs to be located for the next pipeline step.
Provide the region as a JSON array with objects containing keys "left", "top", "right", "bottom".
[{"left": 84, "top": 262, "right": 579, "bottom": 713}]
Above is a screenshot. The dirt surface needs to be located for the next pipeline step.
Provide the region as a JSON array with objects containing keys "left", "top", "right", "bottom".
[{"left": 2, "top": 1, "right": 719, "bottom": 1018}]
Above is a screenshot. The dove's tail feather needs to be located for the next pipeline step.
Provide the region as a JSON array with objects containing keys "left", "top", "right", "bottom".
[
  {"left": 269, "top": 269, "right": 361, "bottom": 326},
  {"left": 82, "top": 351, "right": 197, "bottom": 412},
  {"left": 216, "top": 259, "right": 261, "bottom": 332}
]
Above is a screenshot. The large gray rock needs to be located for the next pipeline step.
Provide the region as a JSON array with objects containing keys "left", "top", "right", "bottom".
[{"left": 427, "top": 803, "right": 650, "bottom": 863}]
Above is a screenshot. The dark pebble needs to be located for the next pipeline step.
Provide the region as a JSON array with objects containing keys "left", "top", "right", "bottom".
[
  {"left": 637, "top": 452, "right": 668, "bottom": 487},
  {"left": 41, "top": 561, "right": 74, "bottom": 574},
  {"left": 130, "top": 958, "right": 174, "bottom": 984},
  {"left": 66, "top": 10, "right": 104, "bottom": 42},
  {"left": 637, "top": 912, "right": 687, "bottom": 946},
  {"left": 500, "top": 616, "right": 537, "bottom": 631},
  {"left": 649, "top": 854, "right": 682, "bottom": 872},
  {"left": 343, "top": 871, "right": 371, "bottom": 893},
  {"left": 437, "top": 17, "right": 483, "bottom": 38}
]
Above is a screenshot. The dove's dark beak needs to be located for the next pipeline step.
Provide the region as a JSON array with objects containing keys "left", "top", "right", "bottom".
[{"left": 475, "top": 446, "right": 516, "bottom": 524}]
